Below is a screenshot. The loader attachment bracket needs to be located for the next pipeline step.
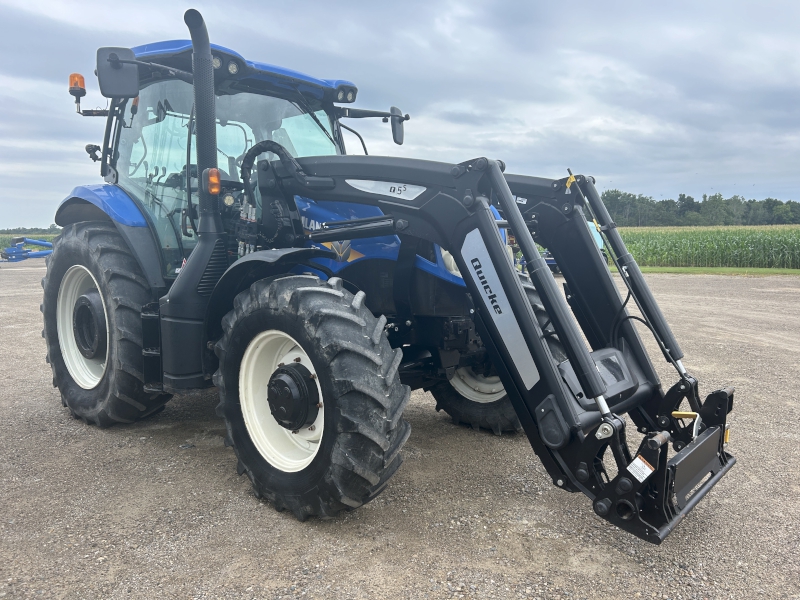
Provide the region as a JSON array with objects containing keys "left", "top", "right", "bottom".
[
  {"left": 579, "top": 387, "right": 735, "bottom": 543},
  {"left": 656, "top": 378, "right": 734, "bottom": 451}
]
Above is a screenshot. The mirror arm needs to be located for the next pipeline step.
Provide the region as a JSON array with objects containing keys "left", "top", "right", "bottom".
[
  {"left": 77, "top": 107, "right": 110, "bottom": 117},
  {"left": 74, "top": 95, "right": 109, "bottom": 117},
  {"left": 334, "top": 107, "right": 410, "bottom": 121}
]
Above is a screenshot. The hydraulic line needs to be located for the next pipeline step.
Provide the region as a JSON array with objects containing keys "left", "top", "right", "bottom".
[{"left": 568, "top": 169, "right": 688, "bottom": 382}]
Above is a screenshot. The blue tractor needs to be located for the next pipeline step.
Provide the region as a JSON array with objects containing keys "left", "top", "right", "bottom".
[{"left": 42, "top": 10, "right": 735, "bottom": 541}]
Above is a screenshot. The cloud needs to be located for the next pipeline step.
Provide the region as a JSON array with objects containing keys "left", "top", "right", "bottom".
[{"left": 1, "top": 0, "right": 799, "bottom": 225}]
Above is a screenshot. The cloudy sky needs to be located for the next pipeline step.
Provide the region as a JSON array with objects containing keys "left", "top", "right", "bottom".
[{"left": 1, "top": 0, "right": 799, "bottom": 227}]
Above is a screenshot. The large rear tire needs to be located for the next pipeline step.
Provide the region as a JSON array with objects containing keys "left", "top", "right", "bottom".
[
  {"left": 42, "top": 222, "right": 171, "bottom": 426},
  {"left": 431, "top": 277, "right": 567, "bottom": 435},
  {"left": 213, "top": 275, "right": 411, "bottom": 520}
]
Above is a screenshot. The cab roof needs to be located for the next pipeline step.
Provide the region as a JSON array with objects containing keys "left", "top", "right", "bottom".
[{"left": 131, "top": 40, "right": 356, "bottom": 102}]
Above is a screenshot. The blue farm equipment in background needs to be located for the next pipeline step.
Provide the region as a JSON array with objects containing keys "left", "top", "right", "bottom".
[{"left": 1, "top": 238, "right": 53, "bottom": 262}]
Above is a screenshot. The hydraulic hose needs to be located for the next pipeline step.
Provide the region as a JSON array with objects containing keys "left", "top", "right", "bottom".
[
  {"left": 580, "top": 177, "right": 684, "bottom": 364},
  {"left": 239, "top": 140, "right": 335, "bottom": 201},
  {"left": 239, "top": 140, "right": 307, "bottom": 207}
]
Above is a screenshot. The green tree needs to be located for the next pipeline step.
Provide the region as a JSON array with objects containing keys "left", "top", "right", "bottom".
[{"left": 677, "top": 193, "right": 699, "bottom": 217}]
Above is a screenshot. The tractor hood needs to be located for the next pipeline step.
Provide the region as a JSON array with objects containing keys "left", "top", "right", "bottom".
[{"left": 131, "top": 40, "right": 357, "bottom": 104}]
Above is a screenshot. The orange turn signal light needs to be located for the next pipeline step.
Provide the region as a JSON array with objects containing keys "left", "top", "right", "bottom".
[
  {"left": 69, "top": 73, "right": 86, "bottom": 98},
  {"left": 204, "top": 167, "right": 221, "bottom": 195}
]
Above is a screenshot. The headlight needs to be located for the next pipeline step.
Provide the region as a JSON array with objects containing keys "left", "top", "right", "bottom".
[
  {"left": 212, "top": 56, "right": 221, "bottom": 69},
  {"left": 337, "top": 90, "right": 345, "bottom": 102},
  {"left": 346, "top": 90, "right": 354, "bottom": 102},
  {"left": 228, "top": 61, "right": 239, "bottom": 75}
]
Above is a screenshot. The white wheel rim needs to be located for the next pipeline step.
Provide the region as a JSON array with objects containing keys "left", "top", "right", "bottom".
[
  {"left": 239, "top": 330, "right": 324, "bottom": 472},
  {"left": 449, "top": 367, "right": 506, "bottom": 403},
  {"left": 56, "top": 265, "right": 109, "bottom": 390}
]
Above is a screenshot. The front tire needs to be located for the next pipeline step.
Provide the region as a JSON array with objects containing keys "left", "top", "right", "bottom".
[
  {"left": 42, "top": 222, "right": 171, "bottom": 426},
  {"left": 213, "top": 275, "right": 411, "bottom": 520}
]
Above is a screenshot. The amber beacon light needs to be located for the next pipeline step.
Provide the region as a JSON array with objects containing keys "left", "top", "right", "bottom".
[{"left": 69, "top": 73, "right": 86, "bottom": 99}]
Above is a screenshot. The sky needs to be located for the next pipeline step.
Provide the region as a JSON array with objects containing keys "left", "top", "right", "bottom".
[{"left": 1, "top": 0, "right": 799, "bottom": 227}]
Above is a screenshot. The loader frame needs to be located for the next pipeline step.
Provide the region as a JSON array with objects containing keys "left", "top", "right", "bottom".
[{"left": 207, "top": 150, "right": 734, "bottom": 543}]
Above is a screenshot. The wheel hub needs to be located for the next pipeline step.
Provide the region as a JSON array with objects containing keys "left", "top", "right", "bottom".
[
  {"left": 449, "top": 366, "right": 506, "bottom": 403},
  {"left": 267, "top": 362, "right": 319, "bottom": 431},
  {"left": 72, "top": 289, "right": 107, "bottom": 359}
]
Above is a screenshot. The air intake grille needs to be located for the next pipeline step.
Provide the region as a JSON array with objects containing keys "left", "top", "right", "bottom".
[{"left": 197, "top": 239, "right": 228, "bottom": 296}]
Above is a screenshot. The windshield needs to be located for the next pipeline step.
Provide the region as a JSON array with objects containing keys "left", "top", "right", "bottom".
[{"left": 115, "top": 79, "right": 339, "bottom": 277}]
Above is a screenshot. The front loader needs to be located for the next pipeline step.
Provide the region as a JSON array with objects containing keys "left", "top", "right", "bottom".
[{"left": 42, "top": 9, "right": 734, "bottom": 543}]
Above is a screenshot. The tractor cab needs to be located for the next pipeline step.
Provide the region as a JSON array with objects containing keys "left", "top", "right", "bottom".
[{"left": 67, "top": 40, "right": 407, "bottom": 280}]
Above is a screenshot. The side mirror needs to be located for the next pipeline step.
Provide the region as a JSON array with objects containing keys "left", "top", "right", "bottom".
[
  {"left": 390, "top": 106, "right": 408, "bottom": 145},
  {"left": 96, "top": 47, "right": 139, "bottom": 98}
]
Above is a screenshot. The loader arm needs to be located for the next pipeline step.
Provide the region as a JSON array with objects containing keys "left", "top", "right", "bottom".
[{"left": 252, "top": 152, "right": 735, "bottom": 544}]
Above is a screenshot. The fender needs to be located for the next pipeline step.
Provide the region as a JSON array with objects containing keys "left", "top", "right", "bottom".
[
  {"left": 199, "top": 248, "right": 335, "bottom": 377},
  {"left": 55, "top": 184, "right": 166, "bottom": 289}
]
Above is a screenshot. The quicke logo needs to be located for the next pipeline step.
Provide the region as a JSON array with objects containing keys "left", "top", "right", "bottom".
[{"left": 470, "top": 258, "right": 502, "bottom": 314}]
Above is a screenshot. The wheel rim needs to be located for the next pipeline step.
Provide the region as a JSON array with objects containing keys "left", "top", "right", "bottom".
[
  {"left": 239, "top": 330, "right": 324, "bottom": 472},
  {"left": 56, "top": 265, "right": 109, "bottom": 390},
  {"left": 449, "top": 367, "right": 505, "bottom": 403}
]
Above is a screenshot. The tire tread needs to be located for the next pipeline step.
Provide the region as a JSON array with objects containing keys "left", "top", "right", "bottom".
[
  {"left": 42, "top": 222, "right": 171, "bottom": 427},
  {"left": 213, "top": 274, "right": 411, "bottom": 520}
]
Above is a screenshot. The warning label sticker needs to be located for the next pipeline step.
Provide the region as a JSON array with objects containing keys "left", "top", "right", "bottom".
[{"left": 627, "top": 455, "right": 655, "bottom": 483}]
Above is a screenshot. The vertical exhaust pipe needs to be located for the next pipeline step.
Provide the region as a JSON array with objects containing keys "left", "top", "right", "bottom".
[
  {"left": 183, "top": 8, "right": 221, "bottom": 233},
  {"left": 158, "top": 9, "right": 227, "bottom": 391}
]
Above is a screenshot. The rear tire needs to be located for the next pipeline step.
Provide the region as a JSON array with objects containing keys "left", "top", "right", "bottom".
[
  {"left": 213, "top": 275, "right": 411, "bottom": 520},
  {"left": 42, "top": 222, "right": 171, "bottom": 426},
  {"left": 432, "top": 276, "right": 567, "bottom": 434}
]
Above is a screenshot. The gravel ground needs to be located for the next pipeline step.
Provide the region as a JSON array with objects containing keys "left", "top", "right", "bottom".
[{"left": 1, "top": 259, "right": 799, "bottom": 599}]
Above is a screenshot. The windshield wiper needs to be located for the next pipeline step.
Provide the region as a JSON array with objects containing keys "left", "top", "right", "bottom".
[{"left": 290, "top": 88, "right": 337, "bottom": 149}]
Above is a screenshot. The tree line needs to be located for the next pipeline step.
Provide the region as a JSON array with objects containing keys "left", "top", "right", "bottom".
[
  {"left": 0, "top": 224, "right": 61, "bottom": 235},
  {"left": 601, "top": 190, "right": 800, "bottom": 227},
  {"left": 5, "top": 195, "right": 800, "bottom": 231}
]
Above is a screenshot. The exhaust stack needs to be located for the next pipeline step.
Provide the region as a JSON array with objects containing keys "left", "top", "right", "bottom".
[
  {"left": 183, "top": 8, "right": 220, "bottom": 233},
  {"left": 158, "top": 9, "right": 227, "bottom": 392}
]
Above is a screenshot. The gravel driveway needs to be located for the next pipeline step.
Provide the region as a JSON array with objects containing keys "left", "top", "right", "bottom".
[{"left": 1, "top": 259, "right": 798, "bottom": 599}]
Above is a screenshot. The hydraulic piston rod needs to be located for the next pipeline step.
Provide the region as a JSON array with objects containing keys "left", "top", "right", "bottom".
[
  {"left": 485, "top": 161, "right": 609, "bottom": 405},
  {"left": 579, "top": 176, "right": 684, "bottom": 364}
]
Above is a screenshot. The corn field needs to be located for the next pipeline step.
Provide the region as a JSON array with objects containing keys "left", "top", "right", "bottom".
[
  {"left": 618, "top": 225, "right": 800, "bottom": 269},
  {"left": 4, "top": 228, "right": 800, "bottom": 269}
]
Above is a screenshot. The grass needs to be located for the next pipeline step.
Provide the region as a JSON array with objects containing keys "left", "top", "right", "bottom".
[
  {"left": 635, "top": 266, "right": 800, "bottom": 276},
  {"left": 618, "top": 225, "right": 800, "bottom": 270}
]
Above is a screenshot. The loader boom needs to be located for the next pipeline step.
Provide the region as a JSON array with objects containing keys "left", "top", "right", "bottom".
[{"left": 249, "top": 151, "right": 735, "bottom": 543}]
